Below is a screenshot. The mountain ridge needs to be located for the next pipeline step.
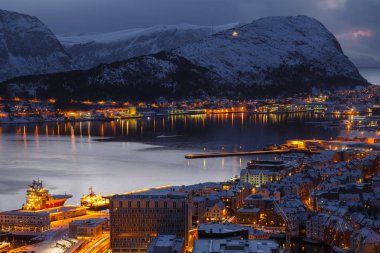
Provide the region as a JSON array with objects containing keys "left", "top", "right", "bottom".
[
  {"left": 0, "top": 15, "right": 368, "bottom": 101},
  {"left": 57, "top": 23, "right": 238, "bottom": 69}
]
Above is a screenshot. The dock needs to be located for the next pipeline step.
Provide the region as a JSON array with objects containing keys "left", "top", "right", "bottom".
[{"left": 184, "top": 149, "right": 318, "bottom": 159}]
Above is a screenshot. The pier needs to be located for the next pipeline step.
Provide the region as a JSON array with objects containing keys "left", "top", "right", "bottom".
[{"left": 184, "top": 149, "right": 318, "bottom": 159}]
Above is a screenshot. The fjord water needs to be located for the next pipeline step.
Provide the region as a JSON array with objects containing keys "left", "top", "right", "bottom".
[
  {"left": 1, "top": 66, "right": 379, "bottom": 211},
  {"left": 0, "top": 113, "right": 343, "bottom": 211}
]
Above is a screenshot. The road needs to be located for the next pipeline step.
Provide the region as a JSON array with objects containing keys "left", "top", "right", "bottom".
[{"left": 79, "top": 235, "right": 109, "bottom": 253}]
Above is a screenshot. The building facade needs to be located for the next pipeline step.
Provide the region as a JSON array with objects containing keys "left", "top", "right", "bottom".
[
  {"left": 69, "top": 218, "right": 108, "bottom": 238},
  {"left": 110, "top": 191, "right": 191, "bottom": 252},
  {"left": 0, "top": 211, "right": 50, "bottom": 233}
]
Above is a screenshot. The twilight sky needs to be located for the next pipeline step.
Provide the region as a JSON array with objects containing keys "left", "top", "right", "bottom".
[{"left": 1, "top": 0, "right": 379, "bottom": 61}]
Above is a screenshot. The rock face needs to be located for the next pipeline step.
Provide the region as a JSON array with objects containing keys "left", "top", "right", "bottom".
[
  {"left": 58, "top": 24, "right": 237, "bottom": 69},
  {"left": 1, "top": 15, "right": 368, "bottom": 100},
  {"left": 0, "top": 9, "right": 72, "bottom": 82}
]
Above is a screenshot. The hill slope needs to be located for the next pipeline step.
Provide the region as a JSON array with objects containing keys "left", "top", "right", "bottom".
[
  {"left": 1, "top": 15, "right": 368, "bottom": 100},
  {"left": 0, "top": 9, "right": 72, "bottom": 82}
]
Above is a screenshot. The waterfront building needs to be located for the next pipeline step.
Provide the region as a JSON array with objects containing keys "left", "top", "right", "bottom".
[
  {"left": 0, "top": 211, "right": 50, "bottom": 233},
  {"left": 110, "top": 189, "right": 191, "bottom": 252},
  {"left": 147, "top": 235, "right": 184, "bottom": 253},
  {"left": 193, "top": 239, "right": 279, "bottom": 253},
  {"left": 69, "top": 218, "right": 108, "bottom": 238}
]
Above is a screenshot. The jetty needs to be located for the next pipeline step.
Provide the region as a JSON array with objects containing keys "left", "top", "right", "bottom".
[{"left": 184, "top": 149, "right": 318, "bottom": 159}]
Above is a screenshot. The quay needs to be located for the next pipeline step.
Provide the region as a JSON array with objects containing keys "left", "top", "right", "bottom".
[{"left": 184, "top": 149, "right": 319, "bottom": 159}]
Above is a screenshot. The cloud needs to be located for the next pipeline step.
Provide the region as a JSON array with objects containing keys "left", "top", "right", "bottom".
[
  {"left": 352, "top": 29, "right": 374, "bottom": 38},
  {"left": 0, "top": 0, "right": 379, "bottom": 60},
  {"left": 317, "top": 0, "right": 347, "bottom": 10},
  {"left": 337, "top": 28, "right": 375, "bottom": 40}
]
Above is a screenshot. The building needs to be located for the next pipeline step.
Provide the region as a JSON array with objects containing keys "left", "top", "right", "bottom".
[
  {"left": 110, "top": 189, "right": 191, "bottom": 252},
  {"left": 246, "top": 160, "right": 294, "bottom": 171},
  {"left": 242, "top": 195, "right": 285, "bottom": 227},
  {"left": 48, "top": 206, "right": 87, "bottom": 221},
  {"left": 240, "top": 160, "right": 292, "bottom": 187},
  {"left": 147, "top": 235, "right": 184, "bottom": 253},
  {"left": 193, "top": 239, "right": 279, "bottom": 253},
  {"left": 0, "top": 205, "right": 86, "bottom": 234},
  {"left": 203, "top": 201, "right": 226, "bottom": 222},
  {"left": 240, "top": 169, "right": 282, "bottom": 187},
  {"left": 0, "top": 211, "right": 50, "bottom": 233},
  {"left": 237, "top": 206, "right": 260, "bottom": 225},
  {"left": 324, "top": 216, "right": 353, "bottom": 250},
  {"left": 69, "top": 218, "right": 108, "bottom": 238},
  {"left": 350, "top": 228, "right": 380, "bottom": 253},
  {"left": 306, "top": 213, "right": 329, "bottom": 242}
]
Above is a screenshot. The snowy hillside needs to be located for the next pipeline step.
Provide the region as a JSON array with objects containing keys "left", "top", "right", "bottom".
[
  {"left": 58, "top": 23, "right": 238, "bottom": 69},
  {"left": 176, "top": 15, "right": 363, "bottom": 86},
  {"left": 1, "top": 15, "right": 368, "bottom": 100},
  {"left": 0, "top": 9, "right": 72, "bottom": 82}
]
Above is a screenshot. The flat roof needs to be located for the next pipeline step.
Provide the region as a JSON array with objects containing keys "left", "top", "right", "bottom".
[
  {"left": 198, "top": 223, "right": 249, "bottom": 234},
  {"left": 0, "top": 205, "right": 85, "bottom": 216},
  {"left": 112, "top": 189, "right": 187, "bottom": 200},
  {"left": 70, "top": 218, "right": 107, "bottom": 227},
  {"left": 193, "top": 239, "right": 279, "bottom": 253}
]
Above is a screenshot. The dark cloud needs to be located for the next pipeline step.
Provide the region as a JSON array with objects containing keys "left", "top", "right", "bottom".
[{"left": 1, "top": 0, "right": 379, "bottom": 60}]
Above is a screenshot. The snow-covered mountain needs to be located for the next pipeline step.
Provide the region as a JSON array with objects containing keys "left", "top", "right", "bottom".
[
  {"left": 1, "top": 15, "right": 368, "bottom": 100},
  {"left": 57, "top": 24, "right": 237, "bottom": 69},
  {"left": 175, "top": 15, "right": 364, "bottom": 87},
  {"left": 0, "top": 9, "right": 72, "bottom": 82}
]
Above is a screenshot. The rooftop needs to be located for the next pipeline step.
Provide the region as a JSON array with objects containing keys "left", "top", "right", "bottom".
[
  {"left": 198, "top": 223, "right": 249, "bottom": 234},
  {"left": 193, "top": 239, "right": 279, "bottom": 253},
  {"left": 147, "top": 235, "right": 184, "bottom": 253}
]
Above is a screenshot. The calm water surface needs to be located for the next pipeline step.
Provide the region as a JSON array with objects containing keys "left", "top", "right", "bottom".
[{"left": 0, "top": 113, "right": 345, "bottom": 211}]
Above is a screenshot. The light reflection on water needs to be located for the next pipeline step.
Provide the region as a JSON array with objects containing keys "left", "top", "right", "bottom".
[{"left": 0, "top": 113, "right": 343, "bottom": 211}]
